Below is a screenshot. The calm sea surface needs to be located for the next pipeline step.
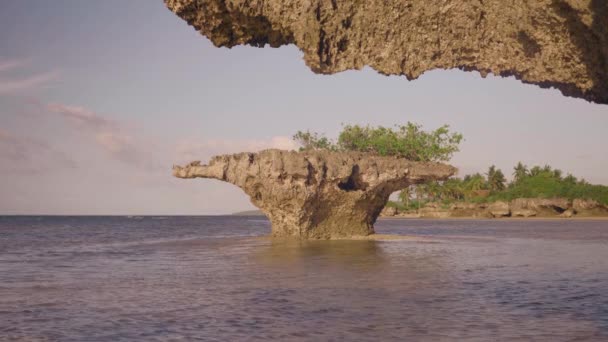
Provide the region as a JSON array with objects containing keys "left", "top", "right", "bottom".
[{"left": 1, "top": 216, "right": 607, "bottom": 341}]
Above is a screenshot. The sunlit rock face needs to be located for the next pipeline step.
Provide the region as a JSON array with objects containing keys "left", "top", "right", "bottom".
[
  {"left": 165, "top": 0, "right": 607, "bottom": 104},
  {"left": 173, "top": 150, "right": 455, "bottom": 239}
]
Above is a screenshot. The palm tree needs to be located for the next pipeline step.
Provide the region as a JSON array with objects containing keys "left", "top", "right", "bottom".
[
  {"left": 418, "top": 181, "right": 445, "bottom": 202},
  {"left": 468, "top": 173, "right": 487, "bottom": 190},
  {"left": 462, "top": 173, "right": 487, "bottom": 199},
  {"left": 512, "top": 162, "right": 528, "bottom": 184},
  {"left": 440, "top": 178, "right": 465, "bottom": 201},
  {"left": 494, "top": 169, "right": 507, "bottom": 192},
  {"left": 399, "top": 186, "right": 411, "bottom": 208},
  {"left": 486, "top": 165, "right": 507, "bottom": 192},
  {"left": 552, "top": 169, "right": 563, "bottom": 180},
  {"left": 415, "top": 183, "right": 431, "bottom": 202},
  {"left": 529, "top": 166, "right": 543, "bottom": 177},
  {"left": 563, "top": 173, "right": 577, "bottom": 184}
]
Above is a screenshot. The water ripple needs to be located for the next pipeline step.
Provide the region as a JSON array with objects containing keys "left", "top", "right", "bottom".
[{"left": 0, "top": 216, "right": 607, "bottom": 341}]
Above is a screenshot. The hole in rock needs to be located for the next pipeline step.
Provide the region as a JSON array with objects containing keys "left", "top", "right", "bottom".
[
  {"left": 338, "top": 165, "right": 368, "bottom": 191},
  {"left": 550, "top": 205, "right": 566, "bottom": 214}
]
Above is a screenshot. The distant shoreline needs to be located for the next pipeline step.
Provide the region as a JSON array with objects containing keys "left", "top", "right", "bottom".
[
  {"left": 232, "top": 210, "right": 608, "bottom": 221},
  {"left": 379, "top": 216, "right": 608, "bottom": 221},
  {"left": 232, "top": 210, "right": 266, "bottom": 216}
]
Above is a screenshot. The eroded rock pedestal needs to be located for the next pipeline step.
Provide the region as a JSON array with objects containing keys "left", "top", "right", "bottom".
[
  {"left": 173, "top": 150, "right": 455, "bottom": 239},
  {"left": 165, "top": 0, "right": 607, "bottom": 104}
]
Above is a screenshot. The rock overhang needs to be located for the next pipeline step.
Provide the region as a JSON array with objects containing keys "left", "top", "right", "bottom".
[{"left": 165, "top": 0, "right": 608, "bottom": 104}]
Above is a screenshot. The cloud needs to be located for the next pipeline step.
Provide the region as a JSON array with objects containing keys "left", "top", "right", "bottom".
[
  {"left": 265, "top": 136, "right": 299, "bottom": 150},
  {"left": 0, "top": 71, "right": 58, "bottom": 94},
  {"left": 47, "top": 103, "right": 112, "bottom": 129},
  {"left": 44, "top": 102, "right": 301, "bottom": 172},
  {"left": 0, "top": 129, "right": 29, "bottom": 162},
  {"left": 11, "top": 99, "right": 299, "bottom": 175},
  {"left": 0, "top": 128, "right": 76, "bottom": 173},
  {"left": 174, "top": 136, "right": 298, "bottom": 163},
  {"left": 0, "top": 59, "right": 25, "bottom": 72},
  {"left": 94, "top": 131, "right": 141, "bottom": 163},
  {"left": 0, "top": 58, "right": 58, "bottom": 94},
  {"left": 45, "top": 102, "right": 158, "bottom": 168}
]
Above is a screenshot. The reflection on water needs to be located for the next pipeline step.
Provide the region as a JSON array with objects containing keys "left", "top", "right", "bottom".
[
  {"left": 255, "top": 239, "right": 386, "bottom": 265},
  {"left": 1, "top": 216, "right": 607, "bottom": 341}
]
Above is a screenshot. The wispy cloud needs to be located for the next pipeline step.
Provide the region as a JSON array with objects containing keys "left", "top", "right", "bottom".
[
  {"left": 9, "top": 97, "right": 299, "bottom": 175},
  {"left": 0, "top": 71, "right": 58, "bottom": 94},
  {"left": 45, "top": 102, "right": 157, "bottom": 168},
  {"left": 175, "top": 136, "right": 298, "bottom": 163},
  {"left": 0, "top": 58, "right": 26, "bottom": 72},
  {"left": 0, "top": 128, "right": 76, "bottom": 173},
  {"left": 94, "top": 131, "right": 141, "bottom": 163},
  {"left": 0, "top": 58, "right": 58, "bottom": 94},
  {"left": 47, "top": 103, "right": 113, "bottom": 129},
  {"left": 0, "top": 129, "right": 31, "bottom": 162}
]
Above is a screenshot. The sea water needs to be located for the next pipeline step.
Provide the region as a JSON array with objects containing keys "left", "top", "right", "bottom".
[{"left": 1, "top": 216, "right": 607, "bottom": 341}]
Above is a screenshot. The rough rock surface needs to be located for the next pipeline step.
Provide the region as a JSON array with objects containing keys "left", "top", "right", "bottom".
[
  {"left": 511, "top": 209, "right": 538, "bottom": 218},
  {"left": 448, "top": 202, "right": 490, "bottom": 218},
  {"left": 510, "top": 198, "right": 571, "bottom": 215},
  {"left": 173, "top": 149, "right": 455, "bottom": 239},
  {"left": 450, "top": 202, "right": 478, "bottom": 210},
  {"left": 389, "top": 197, "right": 608, "bottom": 218},
  {"left": 573, "top": 198, "right": 608, "bottom": 216},
  {"left": 165, "top": 0, "right": 608, "bottom": 104},
  {"left": 573, "top": 198, "right": 601, "bottom": 211},
  {"left": 560, "top": 208, "right": 575, "bottom": 218},
  {"left": 381, "top": 206, "right": 398, "bottom": 217},
  {"left": 418, "top": 207, "right": 451, "bottom": 219},
  {"left": 488, "top": 201, "right": 511, "bottom": 218}
]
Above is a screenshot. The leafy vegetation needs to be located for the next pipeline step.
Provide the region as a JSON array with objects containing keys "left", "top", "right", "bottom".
[
  {"left": 291, "top": 131, "right": 336, "bottom": 151},
  {"left": 486, "top": 165, "right": 507, "bottom": 192},
  {"left": 393, "top": 163, "right": 608, "bottom": 208},
  {"left": 292, "top": 124, "right": 607, "bottom": 208},
  {"left": 293, "top": 123, "right": 463, "bottom": 162}
]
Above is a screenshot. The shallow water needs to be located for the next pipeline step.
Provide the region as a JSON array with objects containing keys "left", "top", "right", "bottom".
[{"left": 1, "top": 216, "right": 607, "bottom": 341}]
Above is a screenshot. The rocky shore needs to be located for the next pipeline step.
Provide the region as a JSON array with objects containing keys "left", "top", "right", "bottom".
[{"left": 381, "top": 198, "right": 608, "bottom": 219}]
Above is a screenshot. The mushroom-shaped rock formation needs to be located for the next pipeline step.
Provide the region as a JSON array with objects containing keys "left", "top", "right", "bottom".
[
  {"left": 173, "top": 150, "right": 456, "bottom": 239},
  {"left": 165, "top": 0, "right": 608, "bottom": 104}
]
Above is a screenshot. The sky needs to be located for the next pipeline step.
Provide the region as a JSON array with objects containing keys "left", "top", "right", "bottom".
[{"left": 1, "top": 0, "right": 607, "bottom": 215}]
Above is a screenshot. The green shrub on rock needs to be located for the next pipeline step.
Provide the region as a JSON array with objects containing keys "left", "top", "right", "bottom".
[{"left": 293, "top": 123, "right": 463, "bottom": 162}]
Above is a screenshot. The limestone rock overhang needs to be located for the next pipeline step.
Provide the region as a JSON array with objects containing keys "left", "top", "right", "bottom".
[{"left": 165, "top": 0, "right": 608, "bottom": 104}]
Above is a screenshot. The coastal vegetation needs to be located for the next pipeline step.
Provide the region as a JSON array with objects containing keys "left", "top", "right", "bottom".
[
  {"left": 293, "top": 123, "right": 463, "bottom": 162},
  {"left": 389, "top": 163, "right": 608, "bottom": 210},
  {"left": 291, "top": 123, "right": 607, "bottom": 213}
]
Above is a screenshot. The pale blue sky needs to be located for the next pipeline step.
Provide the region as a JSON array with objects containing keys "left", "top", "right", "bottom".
[{"left": 1, "top": 0, "right": 607, "bottom": 214}]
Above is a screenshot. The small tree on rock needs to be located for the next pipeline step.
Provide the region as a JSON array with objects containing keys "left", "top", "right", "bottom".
[{"left": 293, "top": 123, "right": 463, "bottom": 162}]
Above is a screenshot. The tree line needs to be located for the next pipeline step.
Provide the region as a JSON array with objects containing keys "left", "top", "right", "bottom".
[
  {"left": 395, "top": 163, "right": 608, "bottom": 209},
  {"left": 291, "top": 123, "right": 607, "bottom": 207}
]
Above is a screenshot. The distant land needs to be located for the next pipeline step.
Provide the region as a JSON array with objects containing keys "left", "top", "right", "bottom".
[{"left": 232, "top": 210, "right": 264, "bottom": 216}]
